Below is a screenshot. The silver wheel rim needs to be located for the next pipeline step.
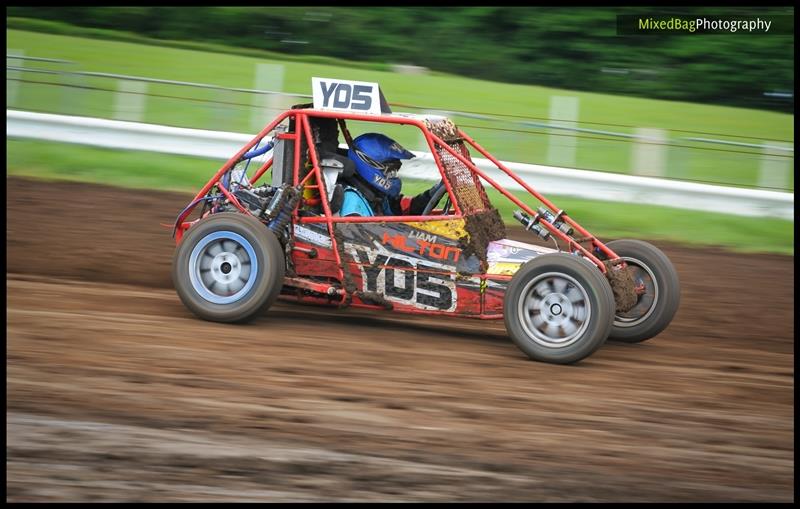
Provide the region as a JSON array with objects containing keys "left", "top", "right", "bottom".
[
  {"left": 614, "top": 257, "right": 658, "bottom": 328},
  {"left": 517, "top": 272, "right": 591, "bottom": 348},
  {"left": 188, "top": 231, "right": 259, "bottom": 304}
]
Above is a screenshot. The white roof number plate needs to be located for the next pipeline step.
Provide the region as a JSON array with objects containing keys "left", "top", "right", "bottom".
[{"left": 312, "top": 77, "right": 387, "bottom": 115}]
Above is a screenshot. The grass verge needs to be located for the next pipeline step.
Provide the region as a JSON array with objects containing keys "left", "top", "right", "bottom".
[{"left": 7, "top": 139, "right": 793, "bottom": 255}]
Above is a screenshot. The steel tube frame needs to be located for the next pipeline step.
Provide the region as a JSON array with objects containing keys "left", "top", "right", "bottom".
[{"left": 175, "top": 108, "right": 620, "bottom": 274}]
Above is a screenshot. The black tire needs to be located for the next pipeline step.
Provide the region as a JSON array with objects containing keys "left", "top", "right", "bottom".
[
  {"left": 172, "top": 212, "right": 285, "bottom": 323},
  {"left": 504, "top": 253, "right": 615, "bottom": 364},
  {"left": 605, "top": 239, "right": 680, "bottom": 343}
]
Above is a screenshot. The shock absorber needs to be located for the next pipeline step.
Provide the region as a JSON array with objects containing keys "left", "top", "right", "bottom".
[
  {"left": 537, "top": 207, "right": 574, "bottom": 235},
  {"left": 267, "top": 186, "right": 301, "bottom": 235},
  {"left": 513, "top": 210, "right": 550, "bottom": 240},
  {"left": 261, "top": 185, "right": 287, "bottom": 221}
]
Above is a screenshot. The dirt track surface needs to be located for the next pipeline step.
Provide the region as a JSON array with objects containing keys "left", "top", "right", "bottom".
[{"left": 6, "top": 177, "right": 795, "bottom": 502}]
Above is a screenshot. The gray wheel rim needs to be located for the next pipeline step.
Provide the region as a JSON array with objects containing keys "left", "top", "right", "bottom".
[
  {"left": 517, "top": 272, "right": 591, "bottom": 348},
  {"left": 188, "top": 230, "right": 259, "bottom": 304},
  {"left": 614, "top": 257, "right": 659, "bottom": 328}
]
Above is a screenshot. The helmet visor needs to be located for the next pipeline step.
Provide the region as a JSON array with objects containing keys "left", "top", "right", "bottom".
[{"left": 383, "top": 158, "right": 402, "bottom": 173}]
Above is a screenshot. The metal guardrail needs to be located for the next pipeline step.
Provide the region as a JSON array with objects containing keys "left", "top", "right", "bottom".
[
  {"left": 7, "top": 66, "right": 62, "bottom": 75},
  {"left": 6, "top": 109, "right": 793, "bottom": 220},
  {"left": 77, "top": 71, "right": 310, "bottom": 98},
  {"left": 6, "top": 54, "right": 303, "bottom": 95},
  {"left": 7, "top": 55, "right": 73, "bottom": 64},
  {"left": 683, "top": 137, "right": 793, "bottom": 152}
]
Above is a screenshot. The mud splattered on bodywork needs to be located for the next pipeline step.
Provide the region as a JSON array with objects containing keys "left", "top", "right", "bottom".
[
  {"left": 459, "top": 209, "right": 507, "bottom": 270},
  {"left": 423, "top": 117, "right": 460, "bottom": 143},
  {"left": 356, "top": 291, "right": 394, "bottom": 310}
]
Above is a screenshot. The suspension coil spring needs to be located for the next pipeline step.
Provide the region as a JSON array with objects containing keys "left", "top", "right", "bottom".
[{"left": 267, "top": 186, "right": 302, "bottom": 235}]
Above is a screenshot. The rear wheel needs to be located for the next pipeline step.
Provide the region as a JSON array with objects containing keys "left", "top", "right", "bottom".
[
  {"left": 504, "top": 253, "right": 615, "bottom": 364},
  {"left": 172, "top": 212, "right": 285, "bottom": 323},
  {"left": 605, "top": 240, "right": 680, "bottom": 343}
]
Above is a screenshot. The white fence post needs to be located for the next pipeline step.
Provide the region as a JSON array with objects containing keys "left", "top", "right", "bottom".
[
  {"left": 213, "top": 88, "right": 236, "bottom": 131},
  {"left": 546, "top": 96, "right": 579, "bottom": 168},
  {"left": 6, "top": 50, "right": 24, "bottom": 106},
  {"left": 113, "top": 80, "right": 148, "bottom": 122},
  {"left": 61, "top": 64, "right": 86, "bottom": 117},
  {"left": 252, "top": 63, "right": 285, "bottom": 132},
  {"left": 631, "top": 128, "right": 667, "bottom": 177},
  {"left": 758, "top": 142, "right": 792, "bottom": 190}
]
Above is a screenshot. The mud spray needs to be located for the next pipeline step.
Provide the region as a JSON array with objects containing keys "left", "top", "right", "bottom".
[{"left": 603, "top": 260, "right": 638, "bottom": 313}]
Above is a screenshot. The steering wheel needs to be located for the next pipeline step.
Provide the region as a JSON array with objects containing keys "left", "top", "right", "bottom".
[{"left": 421, "top": 180, "right": 453, "bottom": 216}]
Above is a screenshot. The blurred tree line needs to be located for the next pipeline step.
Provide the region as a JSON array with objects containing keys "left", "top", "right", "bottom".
[{"left": 7, "top": 6, "right": 794, "bottom": 112}]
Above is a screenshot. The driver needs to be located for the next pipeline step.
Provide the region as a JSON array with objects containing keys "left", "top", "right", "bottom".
[{"left": 340, "top": 132, "right": 440, "bottom": 217}]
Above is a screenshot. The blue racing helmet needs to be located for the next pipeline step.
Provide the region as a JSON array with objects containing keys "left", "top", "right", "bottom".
[{"left": 348, "top": 133, "right": 415, "bottom": 198}]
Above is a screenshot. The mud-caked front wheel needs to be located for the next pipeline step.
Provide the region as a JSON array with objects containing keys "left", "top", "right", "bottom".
[
  {"left": 504, "top": 253, "right": 615, "bottom": 364},
  {"left": 606, "top": 239, "right": 680, "bottom": 343},
  {"left": 172, "top": 212, "right": 285, "bottom": 323}
]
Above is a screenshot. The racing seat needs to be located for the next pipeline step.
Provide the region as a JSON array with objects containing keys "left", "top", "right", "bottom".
[
  {"left": 308, "top": 116, "right": 353, "bottom": 214},
  {"left": 288, "top": 106, "right": 370, "bottom": 215}
]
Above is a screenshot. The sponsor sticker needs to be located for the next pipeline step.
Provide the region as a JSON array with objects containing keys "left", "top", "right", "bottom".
[{"left": 293, "top": 224, "right": 332, "bottom": 248}]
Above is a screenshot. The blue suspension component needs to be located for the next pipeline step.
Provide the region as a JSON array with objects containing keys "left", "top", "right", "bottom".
[{"left": 243, "top": 139, "right": 274, "bottom": 160}]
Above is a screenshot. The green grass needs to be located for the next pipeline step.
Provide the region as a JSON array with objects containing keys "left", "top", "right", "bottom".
[
  {"left": 6, "top": 28, "right": 794, "bottom": 191},
  {"left": 7, "top": 139, "right": 793, "bottom": 255},
  {"left": 7, "top": 139, "right": 216, "bottom": 194}
]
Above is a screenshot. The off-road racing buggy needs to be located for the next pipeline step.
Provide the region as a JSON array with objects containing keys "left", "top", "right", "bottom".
[{"left": 171, "top": 78, "right": 680, "bottom": 364}]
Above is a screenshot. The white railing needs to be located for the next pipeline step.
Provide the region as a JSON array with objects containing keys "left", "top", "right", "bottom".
[{"left": 6, "top": 109, "right": 794, "bottom": 220}]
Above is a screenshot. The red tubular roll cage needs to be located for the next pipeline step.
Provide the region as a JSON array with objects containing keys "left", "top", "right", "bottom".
[{"left": 173, "top": 108, "right": 623, "bottom": 274}]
